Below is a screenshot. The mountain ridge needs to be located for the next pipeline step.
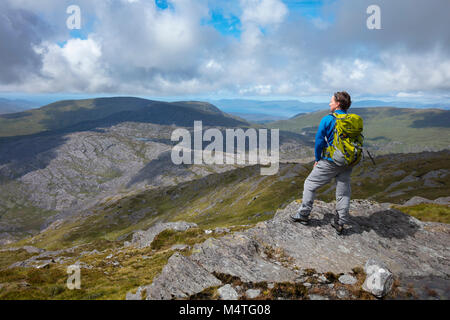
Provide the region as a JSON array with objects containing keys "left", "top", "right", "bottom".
[
  {"left": 0, "top": 97, "right": 250, "bottom": 138},
  {"left": 266, "top": 107, "right": 450, "bottom": 154}
]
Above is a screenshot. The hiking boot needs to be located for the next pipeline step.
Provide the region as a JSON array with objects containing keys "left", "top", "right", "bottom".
[
  {"left": 290, "top": 213, "right": 310, "bottom": 225},
  {"left": 331, "top": 213, "right": 344, "bottom": 235}
]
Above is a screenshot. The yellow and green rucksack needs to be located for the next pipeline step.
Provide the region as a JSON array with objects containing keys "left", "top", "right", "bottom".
[{"left": 323, "top": 112, "right": 364, "bottom": 167}]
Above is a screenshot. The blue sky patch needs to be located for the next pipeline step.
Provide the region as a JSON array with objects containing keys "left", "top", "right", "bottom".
[
  {"left": 155, "top": 0, "right": 174, "bottom": 10},
  {"left": 204, "top": 9, "right": 242, "bottom": 38}
]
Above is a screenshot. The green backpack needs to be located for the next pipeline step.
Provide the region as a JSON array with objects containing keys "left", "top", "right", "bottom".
[{"left": 322, "top": 112, "right": 364, "bottom": 167}]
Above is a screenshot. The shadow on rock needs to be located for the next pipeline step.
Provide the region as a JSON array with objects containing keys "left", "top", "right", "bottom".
[
  {"left": 291, "top": 208, "right": 421, "bottom": 240},
  {"left": 344, "top": 209, "right": 421, "bottom": 239}
]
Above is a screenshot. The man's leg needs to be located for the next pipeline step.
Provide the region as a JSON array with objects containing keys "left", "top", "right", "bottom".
[
  {"left": 335, "top": 167, "right": 353, "bottom": 225},
  {"left": 295, "top": 160, "right": 338, "bottom": 218}
]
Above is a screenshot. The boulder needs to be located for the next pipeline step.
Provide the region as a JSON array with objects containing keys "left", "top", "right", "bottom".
[
  {"left": 402, "top": 196, "right": 433, "bottom": 206},
  {"left": 362, "top": 258, "right": 394, "bottom": 298},
  {"left": 337, "top": 289, "right": 349, "bottom": 299},
  {"left": 22, "top": 246, "right": 44, "bottom": 254},
  {"left": 245, "top": 289, "right": 261, "bottom": 299},
  {"left": 433, "top": 196, "right": 450, "bottom": 205},
  {"left": 126, "top": 221, "right": 198, "bottom": 248},
  {"left": 309, "top": 294, "right": 329, "bottom": 300},
  {"left": 170, "top": 244, "right": 189, "bottom": 251},
  {"left": 338, "top": 274, "right": 357, "bottom": 285},
  {"left": 218, "top": 284, "right": 239, "bottom": 300},
  {"left": 127, "top": 252, "right": 222, "bottom": 300}
]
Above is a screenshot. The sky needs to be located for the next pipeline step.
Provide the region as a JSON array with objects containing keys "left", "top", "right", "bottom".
[{"left": 1, "top": 0, "right": 450, "bottom": 105}]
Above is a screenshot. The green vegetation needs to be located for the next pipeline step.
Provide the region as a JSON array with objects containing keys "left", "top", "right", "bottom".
[
  {"left": 267, "top": 107, "right": 450, "bottom": 153},
  {"left": 0, "top": 225, "right": 233, "bottom": 300},
  {"left": 0, "top": 249, "right": 36, "bottom": 269},
  {"left": 8, "top": 150, "right": 448, "bottom": 253},
  {"left": 0, "top": 247, "right": 174, "bottom": 300},
  {"left": 13, "top": 163, "right": 310, "bottom": 250},
  {"left": 0, "top": 149, "right": 448, "bottom": 300},
  {"left": 316, "top": 150, "right": 450, "bottom": 204},
  {"left": 0, "top": 97, "right": 248, "bottom": 138},
  {"left": 0, "top": 204, "right": 57, "bottom": 241},
  {"left": 393, "top": 204, "right": 450, "bottom": 224},
  {"left": 150, "top": 228, "right": 213, "bottom": 250}
]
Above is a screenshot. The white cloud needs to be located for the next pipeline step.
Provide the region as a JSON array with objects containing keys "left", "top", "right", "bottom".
[
  {"left": 1, "top": 0, "right": 449, "bottom": 101},
  {"left": 27, "top": 37, "right": 111, "bottom": 93},
  {"left": 320, "top": 48, "right": 450, "bottom": 95},
  {"left": 240, "top": 0, "right": 287, "bottom": 26},
  {"left": 396, "top": 92, "right": 424, "bottom": 98}
]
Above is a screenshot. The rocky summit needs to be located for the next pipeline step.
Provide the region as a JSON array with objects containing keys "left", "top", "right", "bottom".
[{"left": 127, "top": 199, "right": 450, "bottom": 300}]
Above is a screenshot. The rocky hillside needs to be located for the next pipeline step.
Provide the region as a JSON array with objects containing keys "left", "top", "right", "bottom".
[
  {"left": 1, "top": 149, "right": 447, "bottom": 248},
  {"left": 1, "top": 198, "right": 448, "bottom": 300},
  {"left": 0, "top": 98, "right": 314, "bottom": 243}
]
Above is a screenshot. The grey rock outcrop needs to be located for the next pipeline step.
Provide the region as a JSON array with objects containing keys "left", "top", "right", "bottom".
[
  {"left": 402, "top": 196, "right": 434, "bottom": 206},
  {"left": 170, "top": 244, "right": 190, "bottom": 251},
  {"left": 0, "top": 245, "right": 44, "bottom": 254},
  {"left": 309, "top": 294, "right": 329, "bottom": 300},
  {"left": 434, "top": 196, "right": 450, "bottom": 205},
  {"left": 337, "top": 289, "right": 349, "bottom": 299},
  {"left": 338, "top": 274, "right": 357, "bottom": 285},
  {"left": 218, "top": 284, "right": 239, "bottom": 300},
  {"left": 247, "top": 199, "right": 449, "bottom": 277},
  {"left": 362, "top": 258, "right": 394, "bottom": 298},
  {"left": 127, "top": 199, "right": 450, "bottom": 299},
  {"left": 0, "top": 116, "right": 312, "bottom": 243},
  {"left": 7, "top": 246, "right": 79, "bottom": 269},
  {"left": 125, "top": 221, "right": 198, "bottom": 248},
  {"left": 402, "top": 196, "right": 450, "bottom": 206},
  {"left": 245, "top": 289, "right": 261, "bottom": 299},
  {"left": 127, "top": 252, "right": 221, "bottom": 300},
  {"left": 189, "top": 233, "right": 298, "bottom": 283}
]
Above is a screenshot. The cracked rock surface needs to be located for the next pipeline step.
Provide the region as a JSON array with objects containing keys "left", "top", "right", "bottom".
[{"left": 128, "top": 199, "right": 450, "bottom": 299}]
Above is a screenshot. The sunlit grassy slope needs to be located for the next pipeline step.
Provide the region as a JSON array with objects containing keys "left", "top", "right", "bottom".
[
  {"left": 267, "top": 107, "right": 450, "bottom": 153},
  {"left": 10, "top": 150, "right": 449, "bottom": 252},
  {"left": 0, "top": 97, "right": 249, "bottom": 138},
  {"left": 1, "top": 150, "right": 448, "bottom": 300}
]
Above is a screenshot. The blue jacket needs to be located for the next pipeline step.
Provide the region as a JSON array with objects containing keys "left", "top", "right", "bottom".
[{"left": 315, "top": 109, "right": 348, "bottom": 162}]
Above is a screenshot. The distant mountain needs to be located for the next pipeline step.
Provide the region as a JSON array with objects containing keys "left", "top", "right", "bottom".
[
  {"left": 0, "top": 97, "right": 250, "bottom": 138},
  {"left": 229, "top": 112, "right": 289, "bottom": 124},
  {"left": 209, "top": 99, "right": 325, "bottom": 117},
  {"left": 289, "top": 112, "right": 306, "bottom": 119},
  {"left": 209, "top": 99, "right": 450, "bottom": 119},
  {"left": 0, "top": 98, "right": 37, "bottom": 115},
  {"left": 267, "top": 107, "right": 450, "bottom": 154},
  {"left": 352, "top": 100, "right": 450, "bottom": 109}
]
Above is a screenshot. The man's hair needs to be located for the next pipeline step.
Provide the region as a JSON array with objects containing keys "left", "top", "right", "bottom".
[{"left": 334, "top": 91, "right": 352, "bottom": 110}]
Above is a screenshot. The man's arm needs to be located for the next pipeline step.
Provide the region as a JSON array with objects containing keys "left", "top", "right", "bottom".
[{"left": 314, "top": 116, "right": 330, "bottom": 162}]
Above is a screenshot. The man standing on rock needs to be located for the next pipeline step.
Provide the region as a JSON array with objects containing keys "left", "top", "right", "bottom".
[{"left": 290, "top": 91, "right": 362, "bottom": 235}]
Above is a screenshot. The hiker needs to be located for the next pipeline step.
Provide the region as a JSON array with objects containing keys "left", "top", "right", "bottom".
[{"left": 290, "top": 91, "right": 363, "bottom": 235}]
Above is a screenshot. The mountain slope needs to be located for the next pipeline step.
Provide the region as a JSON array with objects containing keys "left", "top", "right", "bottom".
[
  {"left": 0, "top": 150, "right": 448, "bottom": 299},
  {"left": 1, "top": 197, "right": 448, "bottom": 300},
  {"left": 8, "top": 150, "right": 448, "bottom": 251},
  {"left": 0, "top": 98, "right": 36, "bottom": 115},
  {"left": 0, "top": 98, "right": 313, "bottom": 243},
  {"left": 0, "top": 97, "right": 249, "bottom": 138},
  {"left": 267, "top": 107, "right": 450, "bottom": 153}
]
